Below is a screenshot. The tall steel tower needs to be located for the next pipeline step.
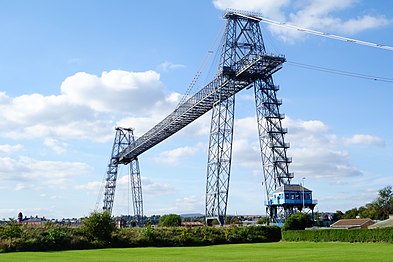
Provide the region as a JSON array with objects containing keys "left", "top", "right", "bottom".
[
  {"left": 103, "top": 127, "right": 144, "bottom": 226},
  {"left": 205, "top": 11, "right": 293, "bottom": 225},
  {"left": 101, "top": 10, "right": 294, "bottom": 225}
]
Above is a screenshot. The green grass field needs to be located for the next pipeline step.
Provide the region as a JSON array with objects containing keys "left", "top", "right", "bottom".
[{"left": 1, "top": 242, "right": 392, "bottom": 261}]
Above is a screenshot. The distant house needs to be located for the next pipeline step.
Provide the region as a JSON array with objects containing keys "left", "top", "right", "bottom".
[
  {"left": 368, "top": 214, "right": 393, "bottom": 229},
  {"left": 330, "top": 218, "right": 374, "bottom": 229},
  {"left": 181, "top": 221, "right": 204, "bottom": 227},
  {"left": 22, "top": 216, "right": 48, "bottom": 226},
  {"left": 17, "top": 212, "right": 48, "bottom": 226}
]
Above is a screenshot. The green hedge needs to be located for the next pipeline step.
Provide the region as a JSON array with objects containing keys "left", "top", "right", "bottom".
[
  {"left": 112, "top": 225, "right": 281, "bottom": 247},
  {"left": 282, "top": 228, "right": 393, "bottom": 243},
  {"left": 0, "top": 225, "right": 281, "bottom": 252}
]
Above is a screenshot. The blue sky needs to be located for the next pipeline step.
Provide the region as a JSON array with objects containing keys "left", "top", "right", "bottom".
[{"left": 1, "top": 0, "right": 392, "bottom": 219}]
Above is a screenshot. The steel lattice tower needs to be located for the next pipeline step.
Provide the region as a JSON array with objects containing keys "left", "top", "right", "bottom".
[
  {"left": 101, "top": 10, "right": 293, "bottom": 225},
  {"left": 205, "top": 11, "right": 293, "bottom": 225},
  {"left": 103, "top": 127, "right": 144, "bottom": 226}
]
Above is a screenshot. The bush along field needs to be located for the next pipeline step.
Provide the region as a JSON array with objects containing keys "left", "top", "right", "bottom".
[
  {"left": 282, "top": 228, "right": 393, "bottom": 243},
  {"left": 0, "top": 212, "right": 281, "bottom": 252}
]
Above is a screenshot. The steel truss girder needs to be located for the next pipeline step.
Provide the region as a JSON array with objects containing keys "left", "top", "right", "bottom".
[
  {"left": 118, "top": 54, "right": 283, "bottom": 164},
  {"left": 103, "top": 127, "right": 144, "bottom": 224}
]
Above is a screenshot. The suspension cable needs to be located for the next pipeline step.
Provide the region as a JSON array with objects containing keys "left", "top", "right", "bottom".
[
  {"left": 287, "top": 61, "right": 393, "bottom": 83},
  {"left": 259, "top": 17, "right": 393, "bottom": 51},
  {"left": 176, "top": 25, "right": 225, "bottom": 108}
]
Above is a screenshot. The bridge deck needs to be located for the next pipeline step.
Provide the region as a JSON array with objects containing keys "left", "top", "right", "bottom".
[{"left": 118, "top": 54, "right": 285, "bottom": 164}]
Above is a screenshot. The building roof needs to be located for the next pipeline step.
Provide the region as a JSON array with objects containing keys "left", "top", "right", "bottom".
[
  {"left": 274, "top": 184, "right": 311, "bottom": 193},
  {"left": 331, "top": 218, "right": 374, "bottom": 229},
  {"left": 181, "top": 221, "right": 204, "bottom": 227},
  {"left": 368, "top": 217, "right": 393, "bottom": 229},
  {"left": 22, "top": 216, "right": 47, "bottom": 223}
]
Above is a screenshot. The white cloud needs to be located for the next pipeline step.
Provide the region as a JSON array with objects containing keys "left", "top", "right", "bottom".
[
  {"left": 0, "top": 156, "right": 91, "bottom": 188},
  {"left": 344, "top": 134, "right": 385, "bottom": 146},
  {"left": 0, "top": 69, "right": 180, "bottom": 143},
  {"left": 60, "top": 70, "right": 175, "bottom": 114},
  {"left": 231, "top": 116, "right": 365, "bottom": 180},
  {"left": 44, "top": 138, "right": 68, "bottom": 154},
  {"left": 285, "top": 118, "right": 329, "bottom": 133},
  {"left": 284, "top": 0, "right": 391, "bottom": 40},
  {"left": 152, "top": 195, "right": 204, "bottom": 215},
  {"left": 213, "top": 0, "right": 391, "bottom": 42},
  {"left": 142, "top": 177, "right": 175, "bottom": 196},
  {"left": 153, "top": 146, "right": 199, "bottom": 165},
  {"left": 157, "top": 61, "right": 185, "bottom": 72},
  {"left": 75, "top": 181, "right": 103, "bottom": 191},
  {"left": 0, "top": 144, "right": 22, "bottom": 155}
]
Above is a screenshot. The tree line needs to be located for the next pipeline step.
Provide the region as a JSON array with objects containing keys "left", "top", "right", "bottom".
[{"left": 332, "top": 185, "right": 393, "bottom": 221}]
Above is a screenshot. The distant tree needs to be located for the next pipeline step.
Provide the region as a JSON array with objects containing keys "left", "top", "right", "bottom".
[
  {"left": 256, "top": 217, "right": 269, "bottom": 225},
  {"left": 158, "top": 214, "right": 182, "bottom": 227},
  {"left": 80, "top": 211, "right": 116, "bottom": 244},
  {"left": 0, "top": 219, "right": 23, "bottom": 248},
  {"left": 374, "top": 186, "right": 393, "bottom": 219},
  {"left": 332, "top": 210, "right": 344, "bottom": 222},
  {"left": 225, "top": 216, "right": 241, "bottom": 225},
  {"left": 343, "top": 208, "right": 359, "bottom": 219},
  {"left": 283, "top": 212, "right": 312, "bottom": 230}
]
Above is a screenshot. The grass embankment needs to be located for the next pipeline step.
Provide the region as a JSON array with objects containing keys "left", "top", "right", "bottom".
[{"left": 1, "top": 242, "right": 392, "bottom": 262}]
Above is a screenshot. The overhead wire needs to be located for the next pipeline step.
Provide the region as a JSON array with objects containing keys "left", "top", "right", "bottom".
[
  {"left": 286, "top": 61, "right": 393, "bottom": 83},
  {"left": 175, "top": 24, "right": 225, "bottom": 108},
  {"left": 251, "top": 14, "right": 393, "bottom": 84},
  {"left": 258, "top": 17, "right": 393, "bottom": 52}
]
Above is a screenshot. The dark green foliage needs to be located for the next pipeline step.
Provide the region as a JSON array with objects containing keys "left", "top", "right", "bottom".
[
  {"left": 282, "top": 228, "right": 393, "bottom": 243},
  {"left": 158, "top": 214, "right": 182, "bottom": 227},
  {"left": 225, "top": 216, "right": 241, "bottom": 225},
  {"left": 0, "top": 219, "right": 22, "bottom": 249},
  {"left": 1, "top": 223, "right": 281, "bottom": 252},
  {"left": 375, "top": 186, "right": 393, "bottom": 219},
  {"left": 112, "top": 225, "right": 281, "bottom": 247},
  {"left": 338, "top": 185, "right": 393, "bottom": 220},
  {"left": 0, "top": 223, "right": 90, "bottom": 252},
  {"left": 282, "top": 212, "right": 312, "bottom": 230},
  {"left": 332, "top": 210, "right": 344, "bottom": 222},
  {"left": 80, "top": 211, "right": 116, "bottom": 244},
  {"left": 256, "top": 217, "right": 269, "bottom": 225}
]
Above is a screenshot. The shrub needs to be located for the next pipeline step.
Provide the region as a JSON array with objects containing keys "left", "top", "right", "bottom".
[
  {"left": 158, "top": 214, "right": 182, "bottom": 227},
  {"left": 80, "top": 211, "right": 116, "bottom": 245},
  {"left": 282, "top": 212, "right": 312, "bottom": 230},
  {"left": 282, "top": 228, "right": 393, "bottom": 243},
  {"left": 0, "top": 220, "right": 22, "bottom": 249}
]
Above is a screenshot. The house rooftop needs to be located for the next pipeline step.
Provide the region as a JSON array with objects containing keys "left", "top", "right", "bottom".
[
  {"left": 273, "top": 184, "right": 311, "bottom": 193},
  {"left": 368, "top": 216, "right": 393, "bottom": 229},
  {"left": 331, "top": 218, "right": 374, "bottom": 229}
]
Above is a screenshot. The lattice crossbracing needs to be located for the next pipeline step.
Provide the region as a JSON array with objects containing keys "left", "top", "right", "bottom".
[{"left": 102, "top": 10, "right": 294, "bottom": 225}]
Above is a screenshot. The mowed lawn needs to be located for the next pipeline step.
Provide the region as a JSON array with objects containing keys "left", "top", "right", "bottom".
[{"left": 1, "top": 242, "right": 393, "bottom": 261}]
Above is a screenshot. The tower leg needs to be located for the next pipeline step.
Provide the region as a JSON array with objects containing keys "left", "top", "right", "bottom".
[
  {"left": 205, "top": 92, "right": 235, "bottom": 226},
  {"left": 103, "top": 157, "right": 118, "bottom": 214},
  {"left": 130, "top": 158, "right": 144, "bottom": 226},
  {"left": 103, "top": 127, "right": 144, "bottom": 222},
  {"left": 254, "top": 78, "right": 293, "bottom": 223}
]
